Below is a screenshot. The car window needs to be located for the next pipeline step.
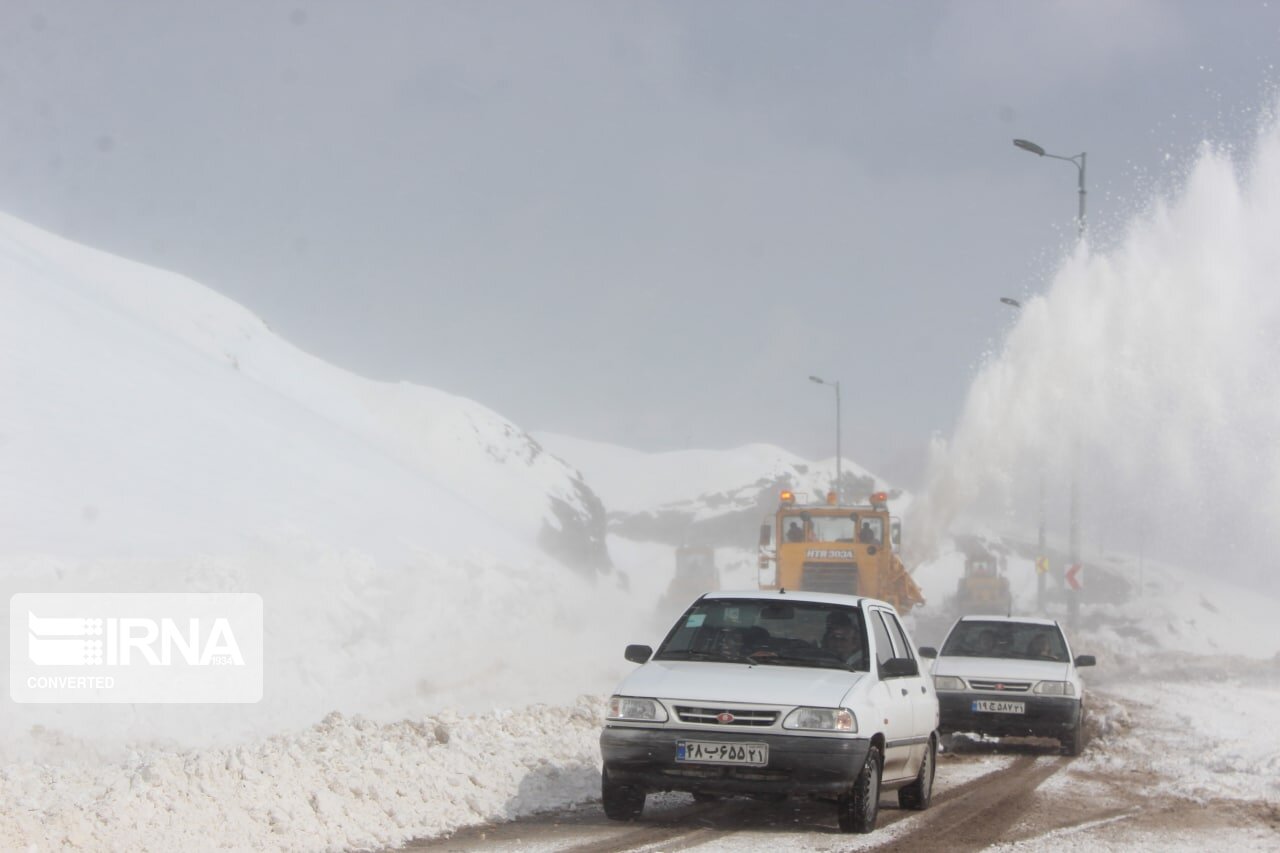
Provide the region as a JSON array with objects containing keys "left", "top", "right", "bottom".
[
  {"left": 941, "top": 620, "right": 1069, "bottom": 662},
  {"left": 884, "top": 611, "right": 916, "bottom": 661},
  {"left": 654, "top": 598, "right": 870, "bottom": 671},
  {"left": 870, "top": 610, "right": 896, "bottom": 667},
  {"left": 873, "top": 610, "right": 904, "bottom": 658}
]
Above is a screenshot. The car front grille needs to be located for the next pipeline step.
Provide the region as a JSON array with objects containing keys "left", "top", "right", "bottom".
[
  {"left": 968, "top": 679, "right": 1032, "bottom": 692},
  {"left": 674, "top": 706, "right": 779, "bottom": 726}
]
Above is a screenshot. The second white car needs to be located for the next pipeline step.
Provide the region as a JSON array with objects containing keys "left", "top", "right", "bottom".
[{"left": 922, "top": 615, "right": 1095, "bottom": 755}]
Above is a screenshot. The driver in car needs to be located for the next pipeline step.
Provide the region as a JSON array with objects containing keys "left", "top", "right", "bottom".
[{"left": 821, "top": 613, "right": 865, "bottom": 668}]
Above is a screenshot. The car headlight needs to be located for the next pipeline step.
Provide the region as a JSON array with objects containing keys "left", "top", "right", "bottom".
[
  {"left": 782, "top": 707, "right": 857, "bottom": 732},
  {"left": 1033, "top": 681, "right": 1076, "bottom": 696},
  {"left": 933, "top": 675, "right": 966, "bottom": 691},
  {"left": 606, "top": 695, "right": 669, "bottom": 722}
]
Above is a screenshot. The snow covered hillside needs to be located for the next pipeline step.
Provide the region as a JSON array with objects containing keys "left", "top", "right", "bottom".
[
  {"left": 0, "top": 211, "right": 609, "bottom": 573},
  {"left": 0, "top": 211, "right": 640, "bottom": 750}
]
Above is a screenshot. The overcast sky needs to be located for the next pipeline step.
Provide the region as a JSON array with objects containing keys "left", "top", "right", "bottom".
[{"left": 3, "top": 1, "right": 1277, "bottom": 487}]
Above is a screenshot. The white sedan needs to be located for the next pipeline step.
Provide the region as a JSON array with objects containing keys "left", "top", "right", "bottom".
[
  {"left": 921, "top": 615, "right": 1095, "bottom": 755},
  {"left": 599, "top": 589, "right": 939, "bottom": 834}
]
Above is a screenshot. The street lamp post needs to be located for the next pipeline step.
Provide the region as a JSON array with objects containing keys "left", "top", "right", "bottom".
[
  {"left": 1000, "top": 296, "right": 1047, "bottom": 614},
  {"left": 1013, "top": 139, "right": 1086, "bottom": 239},
  {"left": 1013, "top": 137, "right": 1087, "bottom": 630},
  {"left": 809, "top": 375, "right": 841, "bottom": 501}
]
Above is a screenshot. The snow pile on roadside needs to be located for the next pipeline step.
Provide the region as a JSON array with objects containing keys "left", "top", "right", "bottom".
[
  {"left": 1080, "top": 679, "right": 1280, "bottom": 804},
  {"left": 0, "top": 696, "right": 607, "bottom": 852}
]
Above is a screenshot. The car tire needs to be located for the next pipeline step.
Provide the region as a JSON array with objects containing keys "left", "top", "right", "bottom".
[
  {"left": 691, "top": 792, "right": 720, "bottom": 803},
  {"left": 898, "top": 735, "right": 936, "bottom": 810},
  {"left": 1061, "top": 712, "right": 1085, "bottom": 756},
  {"left": 601, "top": 768, "right": 645, "bottom": 821},
  {"left": 837, "top": 745, "right": 881, "bottom": 833}
]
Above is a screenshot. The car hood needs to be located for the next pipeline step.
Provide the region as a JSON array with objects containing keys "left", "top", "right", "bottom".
[
  {"left": 615, "top": 660, "right": 864, "bottom": 708},
  {"left": 932, "top": 656, "right": 1070, "bottom": 682}
]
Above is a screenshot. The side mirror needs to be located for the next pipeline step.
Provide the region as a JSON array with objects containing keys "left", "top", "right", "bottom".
[
  {"left": 880, "top": 657, "right": 919, "bottom": 678},
  {"left": 759, "top": 524, "right": 772, "bottom": 547},
  {"left": 1074, "top": 654, "right": 1096, "bottom": 668},
  {"left": 918, "top": 646, "right": 938, "bottom": 659},
  {"left": 624, "top": 644, "right": 653, "bottom": 664}
]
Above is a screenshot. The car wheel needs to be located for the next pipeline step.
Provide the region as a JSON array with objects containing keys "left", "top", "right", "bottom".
[
  {"left": 691, "top": 792, "right": 720, "bottom": 803},
  {"left": 1061, "top": 713, "right": 1085, "bottom": 756},
  {"left": 601, "top": 768, "right": 645, "bottom": 821},
  {"left": 898, "top": 735, "right": 936, "bottom": 810},
  {"left": 837, "top": 745, "right": 881, "bottom": 833}
]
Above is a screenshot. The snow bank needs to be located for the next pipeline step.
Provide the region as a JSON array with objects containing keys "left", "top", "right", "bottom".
[
  {"left": 0, "top": 546, "right": 641, "bottom": 755},
  {"left": 0, "top": 696, "right": 606, "bottom": 851}
]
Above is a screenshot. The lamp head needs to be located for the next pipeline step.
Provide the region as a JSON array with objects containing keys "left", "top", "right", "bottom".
[{"left": 1013, "top": 138, "right": 1046, "bottom": 156}]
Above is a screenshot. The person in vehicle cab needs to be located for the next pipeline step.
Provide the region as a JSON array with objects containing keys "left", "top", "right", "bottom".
[
  {"left": 821, "top": 612, "right": 865, "bottom": 668},
  {"left": 785, "top": 520, "right": 805, "bottom": 542},
  {"left": 858, "top": 522, "right": 880, "bottom": 544}
]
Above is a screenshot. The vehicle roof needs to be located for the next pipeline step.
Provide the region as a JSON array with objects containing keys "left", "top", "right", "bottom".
[
  {"left": 702, "top": 589, "right": 893, "bottom": 609},
  {"left": 954, "top": 615, "right": 1059, "bottom": 627}
]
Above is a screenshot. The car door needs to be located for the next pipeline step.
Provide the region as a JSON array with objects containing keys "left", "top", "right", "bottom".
[
  {"left": 883, "top": 609, "right": 934, "bottom": 770},
  {"left": 869, "top": 606, "right": 916, "bottom": 781}
]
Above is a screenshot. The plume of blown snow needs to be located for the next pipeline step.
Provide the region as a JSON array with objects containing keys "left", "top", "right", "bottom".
[{"left": 917, "top": 114, "right": 1280, "bottom": 594}]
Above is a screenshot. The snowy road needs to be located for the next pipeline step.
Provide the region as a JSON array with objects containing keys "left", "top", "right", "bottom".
[{"left": 395, "top": 677, "right": 1280, "bottom": 852}]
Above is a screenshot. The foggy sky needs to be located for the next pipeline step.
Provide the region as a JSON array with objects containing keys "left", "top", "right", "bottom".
[{"left": 2, "top": 1, "right": 1277, "bottom": 487}]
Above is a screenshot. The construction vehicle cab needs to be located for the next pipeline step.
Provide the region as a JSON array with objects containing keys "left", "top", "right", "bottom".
[{"left": 758, "top": 490, "right": 924, "bottom": 615}]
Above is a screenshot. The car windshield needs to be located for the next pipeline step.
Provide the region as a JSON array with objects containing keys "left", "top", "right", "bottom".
[
  {"left": 940, "top": 620, "right": 1069, "bottom": 663},
  {"left": 654, "top": 598, "right": 870, "bottom": 671}
]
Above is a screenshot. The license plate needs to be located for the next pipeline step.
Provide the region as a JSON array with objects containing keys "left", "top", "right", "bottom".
[
  {"left": 676, "top": 740, "right": 768, "bottom": 766},
  {"left": 973, "top": 700, "right": 1025, "bottom": 714}
]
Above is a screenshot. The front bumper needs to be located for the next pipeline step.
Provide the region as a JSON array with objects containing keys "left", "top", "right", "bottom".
[
  {"left": 600, "top": 726, "right": 870, "bottom": 796},
  {"left": 937, "top": 692, "right": 1080, "bottom": 738}
]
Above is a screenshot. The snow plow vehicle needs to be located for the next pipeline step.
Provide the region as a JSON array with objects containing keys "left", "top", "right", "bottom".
[
  {"left": 954, "top": 544, "right": 1012, "bottom": 616},
  {"left": 757, "top": 490, "right": 925, "bottom": 615}
]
